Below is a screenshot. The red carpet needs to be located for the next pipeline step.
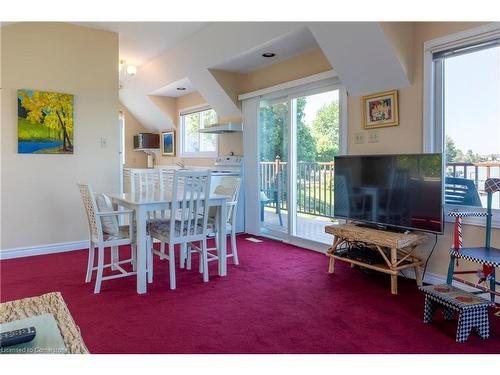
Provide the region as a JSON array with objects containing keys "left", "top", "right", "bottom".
[{"left": 1, "top": 236, "right": 499, "bottom": 354}]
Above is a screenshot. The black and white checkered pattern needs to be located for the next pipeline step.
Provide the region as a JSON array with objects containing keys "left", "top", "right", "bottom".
[
  {"left": 448, "top": 211, "right": 488, "bottom": 218},
  {"left": 420, "top": 284, "right": 493, "bottom": 343},
  {"left": 449, "top": 248, "right": 500, "bottom": 267}
]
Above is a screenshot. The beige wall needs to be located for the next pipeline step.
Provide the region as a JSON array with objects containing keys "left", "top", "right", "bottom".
[
  {"left": 1, "top": 22, "right": 119, "bottom": 251},
  {"left": 119, "top": 103, "right": 148, "bottom": 168},
  {"left": 239, "top": 47, "right": 332, "bottom": 94}
]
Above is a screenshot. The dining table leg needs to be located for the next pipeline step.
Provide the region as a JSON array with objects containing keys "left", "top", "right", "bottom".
[
  {"left": 217, "top": 202, "right": 227, "bottom": 277},
  {"left": 136, "top": 206, "right": 147, "bottom": 294}
]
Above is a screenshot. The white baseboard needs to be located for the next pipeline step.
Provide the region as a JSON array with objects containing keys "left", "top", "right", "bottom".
[{"left": 0, "top": 240, "right": 89, "bottom": 260}]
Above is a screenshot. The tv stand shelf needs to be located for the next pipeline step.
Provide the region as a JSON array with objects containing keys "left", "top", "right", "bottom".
[{"left": 325, "top": 223, "right": 429, "bottom": 294}]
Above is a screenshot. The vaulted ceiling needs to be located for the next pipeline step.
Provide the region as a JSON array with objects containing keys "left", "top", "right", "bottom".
[{"left": 80, "top": 22, "right": 414, "bottom": 131}]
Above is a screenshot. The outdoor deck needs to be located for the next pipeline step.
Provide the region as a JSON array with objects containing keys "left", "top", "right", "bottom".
[{"left": 262, "top": 208, "right": 335, "bottom": 245}]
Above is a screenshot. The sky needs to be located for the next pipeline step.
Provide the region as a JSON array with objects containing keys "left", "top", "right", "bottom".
[
  {"left": 302, "top": 90, "right": 339, "bottom": 126},
  {"left": 444, "top": 45, "right": 500, "bottom": 156}
]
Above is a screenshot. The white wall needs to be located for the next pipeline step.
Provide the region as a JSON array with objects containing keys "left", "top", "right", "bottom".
[{"left": 1, "top": 22, "right": 119, "bottom": 251}]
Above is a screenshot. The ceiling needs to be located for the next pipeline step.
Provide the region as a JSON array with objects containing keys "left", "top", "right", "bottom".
[
  {"left": 150, "top": 77, "right": 196, "bottom": 97},
  {"left": 210, "top": 27, "right": 319, "bottom": 73},
  {"left": 71, "top": 22, "right": 209, "bottom": 67}
]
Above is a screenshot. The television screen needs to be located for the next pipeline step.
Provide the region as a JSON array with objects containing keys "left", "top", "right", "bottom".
[{"left": 334, "top": 154, "right": 443, "bottom": 233}]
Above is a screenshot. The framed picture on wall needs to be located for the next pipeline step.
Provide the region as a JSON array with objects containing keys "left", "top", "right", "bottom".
[
  {"left": 362, "top": 90, "right": 399, "bottom": 129},
  {"left": 17, "top": 89, "right": 74, "bottom": 154},
  {"left": 162, "top": 131, "right": 175, "bottom": 156}
]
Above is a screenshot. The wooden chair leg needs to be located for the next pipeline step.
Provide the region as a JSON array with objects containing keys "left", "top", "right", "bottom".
[
  {"left": 94, "top": 245, "right": 105, "bottom": 294},
  {"left": 146, "top": 238, "right": 153, "bottom": 284},
  {"left": 85, "top": 243, "right": 95, "bottom": 283},
  {"left": 160, "top": 242, "right": 166, "bottom": 260},
  {"left": 199, "top": 245, "right": 203, "bottom": 273},
  {"left": 186, "top": 243, "right": 192, "bottom": 270},
  {"left": 179, "top": 243, "right": 186, "bottom": 269},
  {"left": 202, "top": 239, "right": 209, "bottom": 283},
  {"left": 131, "top": 243, "right": 137, "bottom": 271},
  {"left": 231, "top": 229, "right": 239, "bottom": 265},
  {"left": 111, "top": 246, "right": 119, "bottom": 270},
  {"left": 168, "top": 242, "right": 176, "bottom": 290}
]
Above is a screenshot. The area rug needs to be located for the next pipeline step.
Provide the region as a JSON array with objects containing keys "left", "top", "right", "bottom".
[{"left": 0, "top": 292, "right": 88, "bottom": 353}]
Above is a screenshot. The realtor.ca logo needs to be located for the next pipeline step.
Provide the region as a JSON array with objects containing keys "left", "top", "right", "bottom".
[{"left": 0, "top": 346, "right": 67, "bottom": 354}]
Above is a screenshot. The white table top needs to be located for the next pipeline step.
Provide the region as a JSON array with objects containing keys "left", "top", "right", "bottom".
[{"left": 108, "top": 191, "right": 229, "bottom": 205}]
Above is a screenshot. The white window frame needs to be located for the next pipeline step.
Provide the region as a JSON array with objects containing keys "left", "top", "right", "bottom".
[
  {"left": 423, "top": 22, "right": 500, "bottom": 229},
  {"left": 179, "top": 105, "right": 219, "bottom": 158}
]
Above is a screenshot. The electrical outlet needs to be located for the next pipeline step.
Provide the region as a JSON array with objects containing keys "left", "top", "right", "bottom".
[
  {"left": 100, "top": 137, "right": 107, "bottom": 148},
  {"left": 367, "top": 130, "right": 379, "bottom": 143},
  {"left": 354, "top": 132, "right": 365, "bottom": 144}
]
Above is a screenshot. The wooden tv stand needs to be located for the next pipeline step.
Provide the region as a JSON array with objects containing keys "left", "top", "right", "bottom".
[{"left": 325, "top": 223, "right": 428, "bottom": 294}]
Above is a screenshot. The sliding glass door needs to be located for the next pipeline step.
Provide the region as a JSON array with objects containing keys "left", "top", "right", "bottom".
[
  {"left": 257, "top": 84, "right": 345, "bottom": 245},
  {"left": 258, "top": 97, "right": 289, "bottom": 234},
  {"left": 293, "top": 89, "right": 340, "bottom": 243}
]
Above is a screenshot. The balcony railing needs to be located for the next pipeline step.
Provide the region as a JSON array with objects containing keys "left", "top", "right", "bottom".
[
  {"left": 260, "top": 159, "right": 335, "bottom": 218},
  {"left": 259, "top": 159, "right": 500, "bottom": 218}
]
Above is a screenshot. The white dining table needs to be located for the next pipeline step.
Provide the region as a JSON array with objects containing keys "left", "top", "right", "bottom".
[{"left": 108, "top": 191, "right": 229, "bottom": 294}]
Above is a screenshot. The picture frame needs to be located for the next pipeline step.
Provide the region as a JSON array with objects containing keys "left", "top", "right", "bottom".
[
  {"left": 362, "top": 90, "right": 399, "bottom": 129},
  {"left": 17, "top": 89, "right": 74, "bottom": 154},
  {"left": 162, "top": 131, "right": 175, "bottom": 156}
]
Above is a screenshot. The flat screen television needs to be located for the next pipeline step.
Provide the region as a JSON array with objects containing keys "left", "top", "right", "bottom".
[{"left": 334, "top": 153, "right": 443, "bottom": 233}]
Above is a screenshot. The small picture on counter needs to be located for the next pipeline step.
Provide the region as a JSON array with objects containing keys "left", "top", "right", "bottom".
[{"left": 162, "top": 131, "right": 175, "bottom": 156}]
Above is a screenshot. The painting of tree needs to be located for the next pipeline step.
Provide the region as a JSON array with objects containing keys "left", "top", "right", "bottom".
[{"left": 18, "top": 89, "right": 74, "bottom": 154}]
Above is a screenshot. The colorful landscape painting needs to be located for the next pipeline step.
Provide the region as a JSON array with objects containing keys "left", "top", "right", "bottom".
[{"left": 18, "top": 89, "right": 74, "bottom": 154}]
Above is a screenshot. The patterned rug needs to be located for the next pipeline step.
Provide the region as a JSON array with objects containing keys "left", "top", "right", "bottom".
[{"left": 0, "top": 292, "right": 88, "bottom": 353}]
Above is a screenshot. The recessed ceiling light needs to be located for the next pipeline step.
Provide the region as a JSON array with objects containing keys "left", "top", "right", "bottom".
[
  {"left": 177, "top": 87, "right": 186, "bottom": 91},
  {"left": 262, "top": 52, "right": 276, "bottom": 58}
]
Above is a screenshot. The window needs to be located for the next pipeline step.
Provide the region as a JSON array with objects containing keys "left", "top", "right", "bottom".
[
  {"left": 425, "top": 27, "right": 500, "bottom": 225},
  {"left": 180, "top": 108, "right": 218, "bottom": 157}
]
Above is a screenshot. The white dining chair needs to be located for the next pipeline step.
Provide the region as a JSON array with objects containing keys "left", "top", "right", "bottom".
[
  {"left": 187, "top": 176, "right": 242, "bottom": 270},
  {"left": 148, "top": 170, "right": 212, "bottom": 289},
  {"left": 77, "top": 183, "right": 138, "bottom": 294}
]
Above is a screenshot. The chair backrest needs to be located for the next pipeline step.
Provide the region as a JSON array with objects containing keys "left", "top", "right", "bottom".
[
  {"left": 212, "top": 176, "right": 242, "bottom": 224},
  {"left": 77, "top": 183, "right": 103, "bottom": 242},
  {"left": 444, "top": 177, "right": 482, "bottom": 207},
  {"left": 170, "top": 170, "right": 211, "bottom": 241},
  {"left": 159, "top": 169, "right": 174, "bottom": 194},
  {"left": 130, "top": 169, "right": 159, "bottom": 195}
]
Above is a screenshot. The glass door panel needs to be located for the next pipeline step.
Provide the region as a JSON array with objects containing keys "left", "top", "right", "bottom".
[
  {"left": 293, "top": 89, "right": 340, "bottom": 244},
  {"left": 258, "top": 97, "right": 288, "bottom": 234}
]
